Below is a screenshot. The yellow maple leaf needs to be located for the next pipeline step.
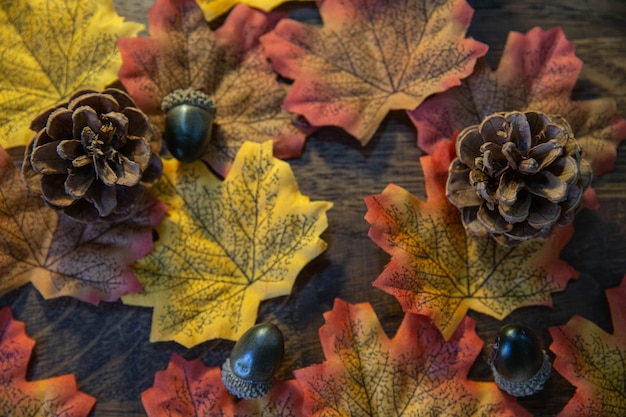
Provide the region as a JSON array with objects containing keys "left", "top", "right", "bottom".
[
  {"left": 197, "top": 0, "right": 307, "bottom": 21},
  {"left": 0, "top": 0, "right": 143, "bottom": 149},
  {"left": 124, "top": 141, "right": 332, "bottom": 347}
]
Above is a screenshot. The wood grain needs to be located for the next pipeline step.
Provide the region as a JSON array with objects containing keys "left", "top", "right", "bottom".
[{"left": 1, "top": 1, "right": 624, "bottom": 416}]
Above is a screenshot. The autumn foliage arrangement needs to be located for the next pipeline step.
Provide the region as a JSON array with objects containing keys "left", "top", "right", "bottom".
[{"left": 0, "top": 0, "right": 625, "bottom": 416}]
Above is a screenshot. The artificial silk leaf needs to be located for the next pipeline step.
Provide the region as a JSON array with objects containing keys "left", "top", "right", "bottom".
[
  {"left": 123, "top": 141, "right": 332, "bottom": 346},
  {"left": 295, "top": 299, "right": 529, "bottom": 416},
  {"left": 0, "top": 307, "right": 96, "bottom": 416},
  {"left": 260, "top": 0, "right": 487, "bottom": 145},
  {"left": 118, "top": 0, "right": 304, "bottom": 177},
  {"left": 549, "top": 275, "right": 626, "bottom": 416},
  {"left": 0, "top": 0, "right": 143, "bottom": 149},
  {"left": 409, "top": 27, "right": 626, "bottom": 176},
  {"left": 196, "top": 0, "right": 307, "bottom": 21},
  {"left": 0, "top": 145, "right": 166, "bottom": 304},
  {"left": 364, "top": 139, "right": 577, "bottom": 340},
  {"left": 142, "top": 353, "right": 302, "bottom": 416}
]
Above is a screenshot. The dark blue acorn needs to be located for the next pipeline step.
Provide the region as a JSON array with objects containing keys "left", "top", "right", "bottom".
[
  {"left": 221, "top": 322, "right": 284, "bottom": 399},
  {"left": 490, "top": 323, "right": 551, "bottom": 397},
  {"left": 161, "top": 89, "right": 216, "bottom": 163}
]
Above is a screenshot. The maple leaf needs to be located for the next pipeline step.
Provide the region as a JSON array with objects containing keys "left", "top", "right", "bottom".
[
  {"left": 0, "top": 307, "right": 96, "bottom": 416},
  {"left": 364, "top": 139, "right": 577, "bottom": 340},
  {"left": 549, "top": 274, "right": 626, "bottom": 416},
  {"left": 0, "top": 0, "right": 143, "bottom": 149},
  {"left": 123, "top": 140, "right": 332, "bottom": 346},
  {"left": 294, "top": 299, "right": 529, "bottom": 416},
  {"left": 409, "top": 27, "right": 626, "bottom": 176},
  {"left": 142, "top": 353, "right": 302, "bottom": 416},
  {"left": 0, "top": 145, "right": 167, "bottom": 304},
  {"left": 196, "top": 0, "right": 307, "bottom": 21},
  {"left": 259, "top": 0, "right": 487, "bottom": 145},
  {"left": 118, "top": 0, "right": 305, "bottom": 176}
]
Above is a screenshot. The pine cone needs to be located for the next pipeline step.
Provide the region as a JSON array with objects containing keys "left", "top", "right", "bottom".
[
  {"left": 446, "top": 111, "right": 592, "bottom": 246},
  {"left": 22, "top": 89, "right": 163, "bottom": 223}
]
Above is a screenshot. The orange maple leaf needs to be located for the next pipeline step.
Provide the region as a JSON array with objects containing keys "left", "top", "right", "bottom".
[
  {"left": 549, "top": 274, "right": 626, "bottom": 416},
  {"left": 409, "top": 27, "right": 626, "bottom": 176},
  {"left": 365, "top": 139, "right": 578, "bottom": 339},
  {"left": 295, "top": 299, "right": 530, "bottom": 416},
  {"left": 142, "top": 353, "right": 303, "bottom": 416},
  {"left": 0, "top": 307, "right": 95, "bottom": 416},
  {"left": 260, "top": 0, "right": 487, "bottom": 145},
  {"left": 118, "top": 0, "right": 305, "bottom": 176}
]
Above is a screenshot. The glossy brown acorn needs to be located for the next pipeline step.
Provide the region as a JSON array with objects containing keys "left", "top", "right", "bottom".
[
  {"left": 221, "top": 322, "right": 284, "bottom": 399},
  {"left": 161, "top": 88, "right": 216, "bottom": 163},
  {"left": 490, "top": 323, "right": 551, "bottom": 396}
]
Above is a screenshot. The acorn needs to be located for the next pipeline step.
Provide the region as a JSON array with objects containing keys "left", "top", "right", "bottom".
[
  {"left": 221, "top": 322, "right": 284, "bottom": 399},
  {"left": 490, "top": 323, "right": 551, "bottom": 397},
  {"left": 161, "top": 88, "right": 216, "bottom": 163}
]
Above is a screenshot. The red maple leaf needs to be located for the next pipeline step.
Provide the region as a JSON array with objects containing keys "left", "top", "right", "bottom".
[
  {"left": 549, "top": 274, "right": 626, "bottom": 416},
  {"left": 118, "top": 0, "right": 305, "bottom": 176},
  {"left": 142, "top": 353, "right": 303, "bottom": 416},
  {"left": 409, "top": 27, "right": 626, "bottom": 177},
  {"left": 294, "top": 299, "right": 529, "bottom": 416},
  {"left": 260, "top": 0, "right": 487, "bottom": 145},
  {"left": 0, "top": 307, "right": 95, "bottom": 416},
  {"left": 0, "top": 145, "right": 166, "bottom": 304},
  {"left": 365, "top": 139, "right": 577, "bottom": 339}
]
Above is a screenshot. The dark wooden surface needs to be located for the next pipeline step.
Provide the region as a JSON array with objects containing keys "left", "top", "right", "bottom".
[{"left": 1, "top": 1, "right": 625, "bottom": 416}]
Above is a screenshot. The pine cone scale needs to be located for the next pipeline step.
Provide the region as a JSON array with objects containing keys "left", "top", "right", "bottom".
[
  {"left": 456, "top": 128, "right": 484, "bottom": 167},
  {"left": 69, "top": 92, "right": 119, "bottom": 114},
  {"left": 31, "top": 142, "right": 70, "bottom": 174},
  {"left": 123, "top": 107, "right": 152, "bottom": 138},
  {"left": 496, "top": 171, "right": 524, "bottom": 205},
  {"left": 121, "top": 138, "right": 151, "bottom": 171},
  {"left": 498, "top": 190, "right": 531, "bottom": 223},
  {"left": 46, "top": 109, "right": 73, "bottom": 141},
  {"left": 41, "top": 175, "right": 75, "bottom": 207},
  {"left": 87, "top": 182, "right": 117, "bottom": 217},
  {"left": 57, "top": 140, "right": 83, "bottom": 160},
  {"left": 526, "top": 198, "right": 561, "bottom": 229},
  {"left": 65, "top": 167, "right": 94, "bottom": 198},
  {"left": 447, "top": 159, "right": 483, "bottom": 208},
  {"left": 525, "top": 171, "right": 568, "bottom": 203},
  {"left": 507, "top": 112, "right": 532, "bottom": 153},
  {"left": 94, "top": 158, "right": 120, "bottom": 186},
  {"left": 114, "top": 156, "right": 142, "bottom": 187},
  {"left": 72, "top": 106, "right": 102, "bottom": 140}
]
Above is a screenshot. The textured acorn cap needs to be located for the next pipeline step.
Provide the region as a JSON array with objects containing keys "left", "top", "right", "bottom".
[
  {"left": 492, "top": 350, "right": 552, "bottom": 397},
  {"left": 221, "top": 358, "right": 275, "bottom": 399},
  {"left": 161, "top": 88, "right": 215, "bottom": 114}
]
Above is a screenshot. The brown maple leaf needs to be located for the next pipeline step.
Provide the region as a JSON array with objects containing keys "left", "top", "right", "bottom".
[
  {"left": 118, "top": 0, "right": 305, "bottom": 176},
  {"left": 294, "top": 299, "right": 530, "bottom": 416},
  {"left": 142, "top": 353, "right": 302, "bottom": 416},
  {"left": 0, "top": 307, "right": 95, "bottom": 416},
  {"left": 0, "top": 145, "right": 166, "bottom": 304},
  {"left": 409, "top": 27, "right": 626, "bottom": 176},
  {"left": 260, "top": 0, "right": 487, "bottom": 145},
  {"left": 364, "top": 139, "right": 578, "bottom": 339},
  {"left": 549, "top": 274, "right": 626, "bottom": 416}
]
